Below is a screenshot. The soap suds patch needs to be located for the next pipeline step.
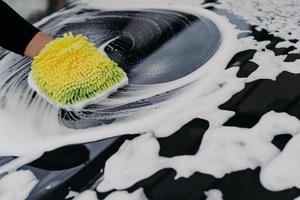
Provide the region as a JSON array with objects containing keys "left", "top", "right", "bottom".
[
  {"left": 1, "top": 0, "right": 300, "bottom": 198},
  {"left": 0, "top": 170, "right": 38, "bottom": 200},
  {"left": 216, "top": 0, "right": 300, "bottom": 40},
  {"left": 103, "top": 189, "right": 148, "bottom": 200},
  {"left": 73, "top": 190, "right": 98, "bottom": 200},
  {"left": 97, "top": 112, "right": 300, "bottom": 191},
  {"left": 205, "top": 189, "right": 223, "bottom": 200}
]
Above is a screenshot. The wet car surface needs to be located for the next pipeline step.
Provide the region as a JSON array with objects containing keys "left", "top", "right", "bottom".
[{"left": 0, "top": 1, "right": 300, "bottom": 200}]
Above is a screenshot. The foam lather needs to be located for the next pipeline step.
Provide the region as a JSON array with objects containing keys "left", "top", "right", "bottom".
[{"left": 28, "top": 32, "right": 128, "bottom": 110}]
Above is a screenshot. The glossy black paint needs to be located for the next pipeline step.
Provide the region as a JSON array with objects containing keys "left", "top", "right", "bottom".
[
  {"left": 0, "top": 2, "right": 299, "bottom": 200},
  {"left": 57, "top": 9, "right": 220, "bottom": 129}
]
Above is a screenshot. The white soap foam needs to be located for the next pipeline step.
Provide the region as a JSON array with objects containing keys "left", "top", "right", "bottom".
[
  {"left": 3, "top": 0, "right": 48, "bottom": 20},
  {"left": 97, "top": 112, "right": 300, "bottom": 191},
  {"left": 290, "top": 41, "right": 300, "bottom": 54},
  {"left": 0, "top": 155, "right": 42, "bottom": 175},
  {"left": 260, "top": 132, "right": 300, "bottom": 191},
  {"left": 247, "top": 50, "right": 300, "bottom": 82},
  {"left": 98, "top": 36, "right": 120, "bottom": 55},
  {"left": 0, "top": 5, "right": 241, "bottom": 198},
  {"left": 66, "top": 190, "right": 79, "bottom": 199},
  {"left": 205, "top": 189, "right": 223, "bottom": 200},
  {"left": 0, "top": 6, "right": 239, "bottom": 158},
  {"left": 73, "top": 190, "right": 98, "bottom": 200},
  {"left": 235, "top": 33, "right": 300, "bottom": 84},
  {"left": 216, "top": 0, "right": 300, "bottom": 40},
  {"left": 275, "top": 41, "right": 295, "bottom": 49},
  {"left": 0, "top": 170, "right": 38, "bottom": 200},
  {"left": 81, "top": 3, "right": 300, "bottom": 194},
  {"left": 103, "top": 189, "right": 148, "bottom": 200},
  {"left": 85, "top": 0, "right": 204, "bottom": 7},
  {"left": 0, "top": 0, "right": 300, "bottom": 197}
]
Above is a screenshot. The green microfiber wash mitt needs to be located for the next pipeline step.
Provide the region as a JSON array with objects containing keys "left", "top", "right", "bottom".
[{"left": 28, "top": 32, "right": 128, "bottom": 110}]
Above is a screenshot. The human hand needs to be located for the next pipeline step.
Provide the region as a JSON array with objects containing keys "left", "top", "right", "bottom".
[{"left": 24, "top": 32, "right": 53, "bottom": 58}]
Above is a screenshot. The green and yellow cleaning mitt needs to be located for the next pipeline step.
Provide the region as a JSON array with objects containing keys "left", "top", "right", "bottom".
[{"left": 28, "top": 32, "right": 128, "bottom": 110}]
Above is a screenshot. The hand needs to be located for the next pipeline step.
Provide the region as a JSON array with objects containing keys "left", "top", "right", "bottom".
[{"left": 24, "top": 32, "right": 53, "bottom": 58}]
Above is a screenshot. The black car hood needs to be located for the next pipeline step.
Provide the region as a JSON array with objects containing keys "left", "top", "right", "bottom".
[{"left": 0, "top": 1, "right": 299, "bottom": 200}]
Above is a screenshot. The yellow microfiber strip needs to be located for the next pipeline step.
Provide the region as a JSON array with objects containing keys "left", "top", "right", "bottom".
[{"left": 31, "top": 32, "right": 126, "bottom": 106}]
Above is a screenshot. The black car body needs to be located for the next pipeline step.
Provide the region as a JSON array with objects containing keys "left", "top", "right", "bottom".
[{"left": 0, "top": 1, "right": 300, "bottom": 200}]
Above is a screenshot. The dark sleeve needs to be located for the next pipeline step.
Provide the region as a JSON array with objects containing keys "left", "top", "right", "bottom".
[{"left": 0, "top": 0, "right": 40, "bottom": 55}]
